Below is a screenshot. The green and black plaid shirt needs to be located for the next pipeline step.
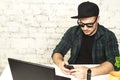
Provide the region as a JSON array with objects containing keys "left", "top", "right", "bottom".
[{"left": 52, "top": 24, "right": 119, "bottom": 70}]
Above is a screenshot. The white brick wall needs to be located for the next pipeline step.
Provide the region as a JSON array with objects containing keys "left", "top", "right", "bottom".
[{"left": 0, "top": 0, "right": 120, "bottom": 74}]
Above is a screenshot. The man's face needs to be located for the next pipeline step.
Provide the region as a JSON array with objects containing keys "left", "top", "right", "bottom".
[{"left": 78, "top": 16, "right": 99, "bottom": 36}]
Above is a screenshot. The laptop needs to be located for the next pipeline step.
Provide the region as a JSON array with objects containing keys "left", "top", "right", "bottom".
[{"left": 8, "top": 58, "right": 71, "bottom": 80}]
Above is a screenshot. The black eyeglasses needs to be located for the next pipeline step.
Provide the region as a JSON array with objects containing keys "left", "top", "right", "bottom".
[{"left": 77, "top": 17, "right": 97, "bottom": 28}]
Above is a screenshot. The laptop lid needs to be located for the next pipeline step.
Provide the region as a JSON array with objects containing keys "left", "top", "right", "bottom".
[
  {"left": 8, "top": 58, "right": 71, "bottom": 80},
  {"left": 8, "top": 58, "right": 55, "bottom": 80}
]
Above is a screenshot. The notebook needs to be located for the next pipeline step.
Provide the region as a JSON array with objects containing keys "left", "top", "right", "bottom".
[{"left": 8, "top": 58, "right": 71, "bottom": 80}]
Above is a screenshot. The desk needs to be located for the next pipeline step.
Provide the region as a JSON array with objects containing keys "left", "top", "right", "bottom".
[
  {"left": 54, "top": 64, "right": 110, "bottom": 80},
  {"left": 0, "top": 64, "right": 110, "bottom": 80},
  {"left": 0, "top": 65, "right": 13, "bottom": 80}
]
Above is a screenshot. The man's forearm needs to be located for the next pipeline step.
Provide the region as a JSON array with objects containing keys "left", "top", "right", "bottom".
[
  {"left": 52, "top": 53, "right": 64, "bottom": 67},
  {"left": 91, "top": 61, "right": 114, "bottom": 76}
]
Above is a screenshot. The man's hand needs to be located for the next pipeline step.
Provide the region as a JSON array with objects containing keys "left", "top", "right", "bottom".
[
  {"left": 70, "top": 61, "right": 114, "bottom": 80},
  {"left": 58, "top": 61, "right": 72, "bottom": 75},
  {"left": 52, "top": 53, "right": 73, "bottom": 75},
  {"left": 71, "top": 66, "right": 89, "bottom": 79}
]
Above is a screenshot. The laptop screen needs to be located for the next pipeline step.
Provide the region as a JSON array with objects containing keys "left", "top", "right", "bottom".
[{"left": 8, "top": 58, "right": 71, "bottom": 80}]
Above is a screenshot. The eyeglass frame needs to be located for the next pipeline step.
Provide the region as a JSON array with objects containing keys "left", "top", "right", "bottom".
[{"left": 77, "top": 17, "right": 98, "bottom": 28}]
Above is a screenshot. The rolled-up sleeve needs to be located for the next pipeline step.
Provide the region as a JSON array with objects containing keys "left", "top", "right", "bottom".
[{"left": 105, "top": 32, "right": 119, "bottom": 70}]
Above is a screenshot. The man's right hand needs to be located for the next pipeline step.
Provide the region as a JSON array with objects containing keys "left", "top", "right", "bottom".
[
  {"left": 58, "top": 61, "right": 72, "bottom": 75},
  {"left": 52, "top": 53, "right": 72, "bottom": 75}
]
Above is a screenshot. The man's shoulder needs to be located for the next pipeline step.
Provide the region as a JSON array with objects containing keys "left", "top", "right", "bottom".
[
  {"left": 67, "top": 25, "right": 81, "bottom": 33},
  {"left": 68, "top": 25, "right": 79, "bottom": 30},
  {"left": 98, "top": 25, "right": 114, "bottom": 34},
  {"left": 98, "top": 24, "right": 116, "bottom": 37}
]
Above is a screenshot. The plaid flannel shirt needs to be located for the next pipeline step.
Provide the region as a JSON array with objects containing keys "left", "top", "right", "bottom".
[{"left": 52, "top": 24, "right": 119, "bottom": 70}]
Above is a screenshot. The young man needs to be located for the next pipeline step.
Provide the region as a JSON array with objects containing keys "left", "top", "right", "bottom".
[{"left": 52, "top": 1, "right": 119, "bottom": 79}]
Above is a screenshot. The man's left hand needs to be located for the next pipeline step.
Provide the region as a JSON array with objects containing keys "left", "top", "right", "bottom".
[{"left": 70, "top": 66, "right": 89, "bottom": 79}]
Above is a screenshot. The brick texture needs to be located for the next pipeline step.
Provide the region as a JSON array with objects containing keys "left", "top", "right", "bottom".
[{"left": 0, "top": 0, "right": 120, "bottom": 75}]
